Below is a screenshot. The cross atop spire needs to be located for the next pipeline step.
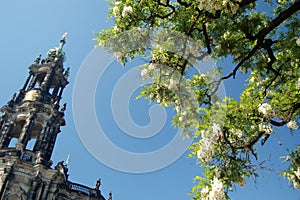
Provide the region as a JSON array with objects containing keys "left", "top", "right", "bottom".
[{"left": 58, "top": 32, "right": 68, "bottom": 52}]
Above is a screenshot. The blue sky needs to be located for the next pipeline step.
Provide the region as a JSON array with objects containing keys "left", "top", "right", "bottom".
[{"left": 0, "top": 1, "right": 299, "bottom": 200}]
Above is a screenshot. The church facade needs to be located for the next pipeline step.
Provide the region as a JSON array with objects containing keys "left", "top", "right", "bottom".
[{"left": 0, "top": 34, "right": 111, "bottom": 200}]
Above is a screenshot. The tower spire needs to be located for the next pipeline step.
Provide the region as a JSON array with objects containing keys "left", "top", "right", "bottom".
[
  {"left": 0, "top": 35, "right": 69, "bottom": 166},
  {"left": 0, "top": 35, "right": 109, "bottom": 200}
]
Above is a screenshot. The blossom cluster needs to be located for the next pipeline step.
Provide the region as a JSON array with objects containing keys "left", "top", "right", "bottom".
[
  {"left": 112, "top": 2, "right": 133, "bottom": 18},
  {"left": 196, "top": 0, "right": 241, "bottom": 14},
  {"left": 287, "top": 120, "right": 298, "bottom": 130},
  {"left": 258, "top": 103, "right": 272, "bottom": 116},
  {"left": 140, "top": 63, "right": 159, "bottom": 80},
  {"left": 114, "top": 52, "right": 126, "bottom": 63},
  {"left": 139, "top": 63, "right": 201, "bottom": 137},
  {"left": 285, "top": 167, "right": 300, "bottom": 189},
  {"left": 258, "top": 123, "right": 273, "bottom": 134},
  {"left": 141, "top": 69, "right": 149, "bottom": 79},
  {"left": 296, "top": 37, "right": 300, "bottom": 47},
  {"left": 197, "top": 123, "right": 222, "bottom": 162},
  {"left": 201, "top": 177, "right": 226, "bottom": 200},
  {"left": 122, "top": 6, "right": 133, "bottom": 17},
  {"left": 230, "top": 129, "right": 243, "bottom": 137},
  {"left": 228, "top": 128, "right": 243, "bottom": 141},
  {"left": 297, "top": 78, "right": 300, "bottom": 90}
]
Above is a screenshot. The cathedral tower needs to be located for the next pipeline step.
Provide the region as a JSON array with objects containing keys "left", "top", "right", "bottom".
[{"left": 0, "top": 34, "right": 111, "bottom": 200}]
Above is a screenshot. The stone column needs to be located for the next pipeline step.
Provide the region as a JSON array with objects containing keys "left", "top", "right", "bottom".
[
  {"left": 0, "top": 165, "right": 13, "bottom": 199},
  {"left": 55, "top": 86, "right": 65, "bottom": 105},
  {"left": 44, "top": 127, "right": 59, "bottom": 161},
  {"left": 28, "top": 74, "right": 38, "bottom": 90},
  {"left": 51, "top": 86, "right": 60, "bottom": 99},
  {"left": 40, "top": 68, "right": 54, "bottom": 93},
  {"left": 40, "top": 180, "right": 52, "bottom": 200},
  {"left": 0, "top": 116, "right": 4, "bottom": 130},
  {"left": 22, "top": 73, "right": 32, "bottom": 91},
  {"left": 0, "top": 121, "right": 14, "bottom": 148},
  {"left": 27, "top": 176, "right": 41, "bottom": 200},
  {"left": 15, "top": 74, "right": 33, "bottom": 103},
  {"left": 33, "top": 122, "right": 48, "bottom": 152}
]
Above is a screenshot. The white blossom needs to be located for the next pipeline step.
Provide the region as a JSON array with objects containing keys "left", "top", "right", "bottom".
[
  {"left": 114, "top": 52, "right": 125, "bottom": 63},
  {"left": 200, "top": 74, "right": 206, "bottom": 79},
  {"left": 197, "top": 124, "right": 224, "bottom": 162},
  {"left": 296, "top": 37, "right": 300, "bottom": 47},
  {"left": 249, "top": 76, "right": 255, "bottom": 83},
  {"left": 197, "top": 138, "right": 215, "bottom": 162},
  {"left": 201, "top": 186, "right": 209, "bottom": 195},
  {"left": 198, "top": 0, "right": 239, "bottom": 14},
  {"left": 222, "top": 0, "right": 229, "bottom": 6},
  {"left": 114, "top": 26, "right": 119, "bottom": 31},
  {"left": 240, "top": 67, "right": 247, "bottom": 74},
  {"left": 197, "top": 131, "right": 216, "bottom": 162},
  {"left": 141, "top": 69, "right": 149, "bottom": 79},
  {"left": 223, "top": 31, "right": 230, "bottom": 39},
  {"left": 285, "top": 167, "right": 300, "bottom": 189},
  {"left": 212, "top": 123, "right": 221, "bottom": 135},
  {"left": 200, "top": 130, "right": 207, "bottom": 138},
  {"left": 293, "top": 181, "right": 300, "bottom": 189},
  {"left": 203, "top": 55, "right": 211, "bottom": 61},
  {"left": 258, "top": 103, "right": 272, "bottom": 116},
  {"left": 212, "top": 177, "right": 223, "bottom": 190},
  {"left": 168, "top": 79, "right": 177, "bottom": 90},
  {"left": 182, "top": 111, "right": 188, "bottom": 116},
  {"left": 122, "top": 6, "right": 133, "bottom": 17},
  {"left": 201, "top": 177, "right": 226, "bottom": 200},
  {"left": 210, "top": 177, "right": 225, "bottom": 199},
  {"left": 112, "top": 2, "right": 121, "bottom": 16},
  {"left": 235, "top": 129, "right": 243, "bottom": 137},
  {"left": 148, "top": 63, "right": 156, "bottom": 71},
  {"left": 296, "top": 78, "right": 300, "bottom": 90},
  {"left": 287, "top": 120, "right": 298, "bottom": 130},
  {"left": 259, "top": 123, "right": 273, "bottom": 134},
  {"left": 295, "top": 167, "right": 300, "bottom": 179},
  {"left": 178, "top": 111, "right": 188, "bottom": 122},
  {"left": 229, "top": 129, "right": 243, "bottom": 138}
]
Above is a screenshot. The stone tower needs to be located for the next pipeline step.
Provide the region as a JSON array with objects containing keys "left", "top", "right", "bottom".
[{"left": 0, "top": 34, "right": 112, "bottom": 200}]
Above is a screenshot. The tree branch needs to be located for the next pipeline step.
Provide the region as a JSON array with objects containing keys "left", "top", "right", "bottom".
[
  {"left": 152, "top": 0, "right": 176, "bottom": 19},
  {"left": 255, "top": 1, "right": 300, "bottom": 43},
  {"left": 177, "top": 0, "right": 191, "bottom": 8},
  {"left": 270, "top": 102, "right": 300, "bottom": 126},
  {"left": 237, "top": 0, "right": 257, "bottom": 7},
  {"left": 202, "top": 21, "right": 212, "bottom": 54},
  {"left": 208, "top": 2, "right": 299, "bottom": 98}
]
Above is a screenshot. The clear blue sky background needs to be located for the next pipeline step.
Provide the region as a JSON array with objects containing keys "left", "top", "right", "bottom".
[{"left": 0, "top": 1, "right": 299, "bottom": 200}]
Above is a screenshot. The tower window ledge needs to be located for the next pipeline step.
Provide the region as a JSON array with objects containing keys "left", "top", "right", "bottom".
[{"left": 0, "top": 149, "right": 21, "bottom": 157}]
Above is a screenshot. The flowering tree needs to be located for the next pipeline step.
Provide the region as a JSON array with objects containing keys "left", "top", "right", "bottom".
[{"left": 95, "top": 0, "right": 300, "bottom": 199}]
